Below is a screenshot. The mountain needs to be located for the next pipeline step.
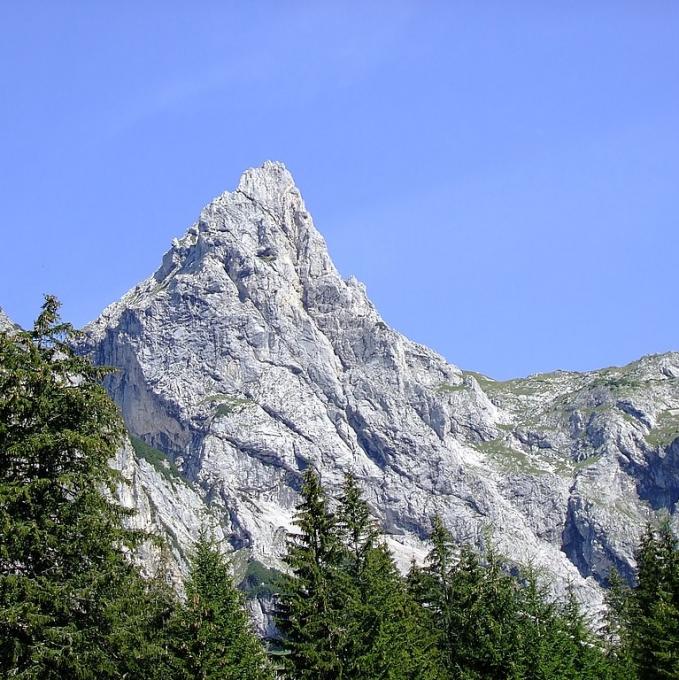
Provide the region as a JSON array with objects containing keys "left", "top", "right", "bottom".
[
  {"left": 73, "top": 161, "right": 677, "bottom": 613},
  {"left": 0, "top": 307, "right": 18, "bottom": 334}
]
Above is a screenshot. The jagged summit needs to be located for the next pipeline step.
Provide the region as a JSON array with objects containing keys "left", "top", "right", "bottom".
[
  {"left": 91, "top": 162, "right": 342, "bottom": 338},
  {"left": 236, "top": 160, "right": 298, "bottom": 207},
  {"left": 0, "top": 307, "right": 15, "bottom": 333},
  {"left": 78, "top": 163, "right": 679, "bottom": 616}
]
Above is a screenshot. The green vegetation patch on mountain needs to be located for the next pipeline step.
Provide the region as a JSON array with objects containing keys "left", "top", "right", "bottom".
[
  {"left": 435, "top": 381, "right": 466, "bottom": 394},
  {"left": 473, "top": 438, "right": 553, "bottom": 475},
  {"left": 202, "top": 393, "right": 255, "bottom": 417},
  {"left": 644, "top": 410, "right": 679, "bottom": 448},
  {"left": 130, "top": 434, "right": 183, "bottom": 484}
]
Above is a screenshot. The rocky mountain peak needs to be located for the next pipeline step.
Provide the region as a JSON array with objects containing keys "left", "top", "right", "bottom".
[
  {"left": 154, "top": 162, "right": 344, "bottom": 319},
  {"left": 235, "top": 160, "right": 298, "bottom": 209},
  {"left": 0, "top": 307, "right": 17, "bottom": 334},
  {"left": 79, "top": 162, "right": 679, "bottom": 617}
]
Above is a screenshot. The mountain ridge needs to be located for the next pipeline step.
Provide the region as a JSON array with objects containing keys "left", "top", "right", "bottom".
[
  {"left": 78, "top": 162, "right": 679, "bottom": 608},
  {"left": 6, "top": 162, "right": 678, "bottom": 617}
]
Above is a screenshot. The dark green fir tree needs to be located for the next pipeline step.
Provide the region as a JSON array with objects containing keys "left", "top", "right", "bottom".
[
  {"left": 169, "top": 532, "right": 273, "bottom": 680},
  {"left": 513, "top": 564, "right": 566, "bottom": 680},
  {"left": 629, "top": 521, "right": 679, "bottom": 679},
  {"left": 603, "top": 567, "right": 634, "bottom": 675},
  {"left": 0, "top": 296, "right": 173, "bottom": 678},
  {"left": 275, "top": 467, "right": 348, "bottom": 679},
  {"left": 336, "top": 473, "right": 379, "bottom": 576},
  {"left": 555, "top": 583, "right": 613, "bottom": 679},
  {"left": 337, "top": 474, "right": 442, "bottom": 679},
  {"left": 407, "top": 514, "right": 458, "bottom": 676}
]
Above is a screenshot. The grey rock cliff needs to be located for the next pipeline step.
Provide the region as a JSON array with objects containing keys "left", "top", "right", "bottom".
[
  {"left": 78, "top": 162, "right": 678, "bottom": 612},
  {"left": 0, "top": 307, "right": 18, "bottom": 334}
]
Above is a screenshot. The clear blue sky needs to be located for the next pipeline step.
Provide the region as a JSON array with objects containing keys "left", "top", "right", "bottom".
[{"left": 1, "top": 2, "right": 677, "bottom": 379}]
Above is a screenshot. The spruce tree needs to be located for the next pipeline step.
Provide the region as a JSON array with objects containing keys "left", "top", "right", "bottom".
[
  {"left": 169, "top": 532, "right": 273, "bottom": 680},
  {"left": 407, "top": 515, "right": 457, "bottom": 677},
  {"left": 464, "top": 536, "right": 523, "bottom": 678},
  {"left": 629, "top": 521, "right": 679, "bottom": 679},
  {"left": 275, "top": 468, "right": 348, "bottom": 679},
  {"left": 556, "top": 583, "right": 612, "bottom": 679},
  {"left": 336, "top": 474, "right": 442, "bottom": 679},
  {"left": 410, "top": 516, "right": 621, "bottom": 680},
  {"left": 104, "top": 558, "right": 181, "bottom": 679},
  {"left": 351, "top": 542, "right": 444, "bottom": 679},
  {"left": 603, "top": 567, "right": 636, "bottom": 678},
  {"left": 444, "top": 543, "right": 494, "bottom": 679},
  {"left": 513, "top": 565, "right": 567, "bottom": 680},
  {"left": 336, "top": 473, "right": 379, "bottom": 575},
  {"left": 0, "top": 296, "right": 171, "bottom": 678}
]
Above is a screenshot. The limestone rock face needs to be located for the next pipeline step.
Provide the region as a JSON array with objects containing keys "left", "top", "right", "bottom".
[
  {"left": 0, "top": 307, "right": 17, "bottom": 334},
  {"left": 112, "top": 439, "right": 218, "bottom": 585},
  {"left": 78, "top": 162, "right": 678, "bottom": 611}
]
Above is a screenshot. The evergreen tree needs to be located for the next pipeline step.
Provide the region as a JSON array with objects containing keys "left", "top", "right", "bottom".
[
  {"left": 104, "top": 557, "right": 181, "bottom": 679},
  {"left": 410, "top": 515, "right": 456, "bottom": 666},
  {"left": 409, "top": 518, "right": 522, "bottom": 679},
  {"left": 444, "top": 542, "right": 522, "bottom": 679},
  {"left": 410, "top": 516, "right": 620, "bottom": 680},
  {"left": 602, "top": 568, "right": 636, "bottom": 679},
  {"left": 513, "top": 565, "right": 567, "bottom": 680},
  {"left": 407, "top": 516, "right": 459, "bottom": 677},
  {"left": 0, "top": 296, "right": 172, "bottom": 678},
  {"left": 275, "top": 468, "right": 348, "bottom": 679},
  {"left": 169, "top": 532, "right": 273, "bottom": 680},
  {"left": 336, "top": 473, "right": 379, "bottom": 575},
  {"left": 351, "top": 542, "right": 443, "bottom": 679},
  {"left": 336, "top": 474, "right": 442, "bottom": 679},
  {"left": 556, "top": 583, "right": 612, "bottom": 679},
  {"left": 426, "top": 515, "right": 456, "bottom": 595},
  {"left": 628, "top": 521, "right": 679, "bottom": 679},
  {"left": 465, "top": 536, "right": 523, "bottom": 678}
]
